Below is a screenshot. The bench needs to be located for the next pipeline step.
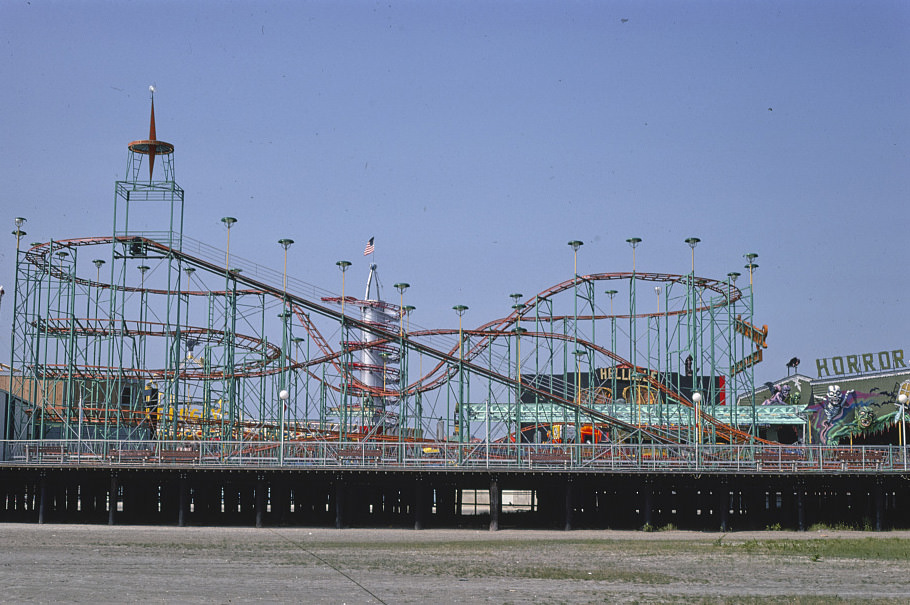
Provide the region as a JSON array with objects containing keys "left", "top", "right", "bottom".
[
  {"left": 754, "top": 450, "right": 802, "bottom": 470},
  {"left": 833, "top": 449, "right": 886, "bottom": 469},
  {"left": 109, "top": 449, "right": 155, "bottom": 463},
  {"left": 529, "top": 451, "right": 572, "bottom": 465},
  {"left": 285, "top": 445, "right": 317, "bottom": 460},
  {"left": 25, "top": 445, "right": 67, "bottom": 462},
  {"left": 336, "top": 448, "right": 383, "bottom": 462},
  {"left": 159, "top": 449, "right": 199, "bottom": 464}
]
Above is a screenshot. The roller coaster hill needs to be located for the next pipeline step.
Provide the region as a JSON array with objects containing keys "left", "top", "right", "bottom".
[{"left": 2, "top": 94, "right": 909, "bottom": 472}]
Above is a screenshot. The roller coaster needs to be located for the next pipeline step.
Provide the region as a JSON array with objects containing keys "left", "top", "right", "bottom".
[{"left": 3, "top": 94, "right": 775, "bottom": 464}]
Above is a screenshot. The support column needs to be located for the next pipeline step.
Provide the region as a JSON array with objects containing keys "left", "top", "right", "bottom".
[
  {"left": 273, "top": 480, "right": 289, "bottom": 526},
  {"left": 796, "top": 485, "right": 805, "bottom": 531},
  {"left": 414, "top": 482, "right": 427, "bottom": 530},
  {"left": 66, "top": 483, "right": 78, "bottom": 519},
  {"left": 564, "top": 480, "right": 574, "bottom": 531},
  {"left": 37, "top": 474, "right": 47, "bottom": 525},
  {"left": 436, "top": 485, "right": 455, "bottom": 527},
  {"left": 225, "top": 484, "right": 240, "bottom": 519},
  {"left": 334, "top": 479, "right": 346, "bottom": 529},
  {"left": 718, "top": 484, "right": 730, "bottom": 532},
  {"left": 108, "top": 474, "right": 118, "bottom": 526},
  {"left": 874, "top": 479, "right": 885, "bottom": 531},
  {"left": 178, "top": 474, "right": 189, "bottom": 527},
  {"left": 255, "top": 475, "right": 266, "bottom": 528},
  {"left": 0, "top": 479, "right": 7, "bottom": 520},
  {"left": 489, "top": 477, "right": 501, "bottom": 532},
  {"left": 895, "top": 483, "right": 909, "bottom": 529},
  {"left": 642, "top": 485, "right": 653, "bottom": 530},
  {"left": 596, "top": 486, "right": 609, "bottom": 528}
]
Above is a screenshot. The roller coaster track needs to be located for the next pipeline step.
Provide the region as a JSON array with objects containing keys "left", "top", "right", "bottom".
[
  {"left": 406, "top": 272, "right": 742, "bottom": 394},
  {"left": 21, "top": 236, "right": 766, "bottom": 445}
]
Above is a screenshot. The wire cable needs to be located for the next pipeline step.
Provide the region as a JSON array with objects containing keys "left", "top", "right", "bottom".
[{"left": 265, "top": 527, "right": 388, "bottom": 605}]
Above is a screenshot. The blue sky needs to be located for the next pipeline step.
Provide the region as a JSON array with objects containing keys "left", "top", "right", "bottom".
[{"left": 1, "top": 0, "right": 908, "bottom": 385}]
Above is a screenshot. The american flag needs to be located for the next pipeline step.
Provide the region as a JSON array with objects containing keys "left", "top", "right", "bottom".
[{"left": 363, "top": 237, "right": 375, "bottom": 256}]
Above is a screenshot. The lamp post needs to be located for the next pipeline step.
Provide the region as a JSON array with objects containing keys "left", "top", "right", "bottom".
[
  {"left": 605, "top": 289, "right": 618, "bottom": 415},
  {"left": 626, "top": 238, "right": 642, "bottom": 272},
  {"left": 137, "top": 264, "right": 150, "bottom": 291},
  {"left": 510, "top": 297, "right": 525, "bottom": 331},
  {"left": 744, "top": 253, "right": 759, "bottom": 440},
  {"left": 278, "top": 239, "right": 294, "bottom": 292},
  {"left": 392, "top": 284, "right": 409, "bottom": 449},
  {"left": 511, "top": 291, "right": 526, "bottom": 440},
  {"left": 654, "top": 285, "right": 662, "bottom": 427},
  {"left": 453, "top": 305, "right": 469, "bottom": 458},
  {"left": 726, "top": 272, "right": 740, "bottom": 427},
  {"left": 726, "top": 272, "right": 740, "bottom": 297},
  {"left": 278, "top": 236, "right": 295, "bottom": 438},
  {"left": 137, "top": 265, "right": 150, "bottom": 288},
  {"left": 685, "top": 237, "right": 700, "bottom": 273},
  {"left": 509, "top": 293, "right": 523, "bottom": 315},
  {"left": 744, "top": 253, "right": 759, "bottom": 288},
  {"left": 278, "top": 388, "right": 289, "bottom": 465},
  {"left": 403, "top": 305, "right": 416, "bottom": 331},
  {"left": 514, "top": 326, "right": 527, "bottom": 457},
  {"left": 379, "top": 351, "right": 391, "bottom": 429},
  {"left": 393, "top": 283, "right": 410, "bottom": 336},
  {"left": 568, "top": 241, "right": 583, "bottom": 276},
  {"left": 692, "top": 391, "right": 703, "bottom": 466},
  {"left": 182, "top": 266, "right": 196, "bottom": 419},
  {"left": 184, "top": 266, "right": 195, "bottom": 290},
  {"left": 605, "top": 290, "right": 618, "bottom": 311},
  {"left": 403, "top": 305, "right": 418, "bottom": 432},
  {"left": 13, "top": 217, "right": 27, "bottom": 251},
  {"left": 336, "top": 260, "right": 351, "bottom": 442},
  {"left": 289, "top": 335, "right": 309, "bottom": 434},
  {"left": 568, "top": 240, "right": 583, "bottom": 421},
  {"left": 626, "top": 238, "right": 642, "bottom": 381},
  {"left": 5, "top": 218, "right": 28, "bottom": 448},
  {"left": 220, "top": 217, "right": 237, "bottom": 273},
  {"left": 898, "top": 394, "right": 908, "bottom": 467},
  {"left": 574, "top": 349, "right": 585, "bottom": 458},
  {"left": 796, "top": 411, "right": 812, "bottom": 447},
  {"left": 567, "top": 242, "right": 584, "bottom": 449},
  {"left": 684, "top": 238, "right": 700, "bottom": 410},
  {"left": 91, "top": 260, "right": 107, "bottom": 333},
  {"left": 336, "top": 261, "right": 352, "bottom": 316},
  {"left": 136, "top": 264, "right": 152, "bottom": 426}
]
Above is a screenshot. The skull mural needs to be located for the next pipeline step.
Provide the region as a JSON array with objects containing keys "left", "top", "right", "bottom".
[{"left": 824, "top": 385, "right": 854, "bottom": 425}]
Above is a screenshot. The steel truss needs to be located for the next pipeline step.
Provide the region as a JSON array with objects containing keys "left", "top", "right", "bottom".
[{"left": 4, "top": 104, "right": 770, "bottom": 467}]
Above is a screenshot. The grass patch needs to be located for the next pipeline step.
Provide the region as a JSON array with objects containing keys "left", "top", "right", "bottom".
[
  {"left": 807, "top": 521, "right": 871, "bottom": 532},
  {"left": 356, "top": 557, "right": 681, "bottom": 584},
  {"left": 670, "top": 598, "right": 907, "bottom": 604},
  {"left": 718, "top": 537, "right": 910, "bottom": 560}
]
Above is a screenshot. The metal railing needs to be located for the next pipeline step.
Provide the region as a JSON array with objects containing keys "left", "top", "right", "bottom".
[{"left": 2, "top": 440, "right": 908, "bottom": 473}]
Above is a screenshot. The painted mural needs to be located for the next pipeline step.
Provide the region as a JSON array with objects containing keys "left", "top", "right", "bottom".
[{"left": 798, "top": 372, "right": 910, "bottom": 445}]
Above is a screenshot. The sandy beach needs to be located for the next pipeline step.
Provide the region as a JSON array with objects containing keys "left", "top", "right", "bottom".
[{"left": 2, "top": 524, "right": 909, "bottom": 603}]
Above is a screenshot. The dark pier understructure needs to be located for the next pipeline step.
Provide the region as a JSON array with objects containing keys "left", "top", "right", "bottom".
[{"left": 2, "top": 464, "right": 908, "bottom": 531}]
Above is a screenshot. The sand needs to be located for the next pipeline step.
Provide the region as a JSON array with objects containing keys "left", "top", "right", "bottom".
[{"left": 2, "top": 524, "right": 909, "bottom": 603}]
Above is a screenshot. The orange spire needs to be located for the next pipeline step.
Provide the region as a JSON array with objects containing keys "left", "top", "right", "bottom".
[
  {"left": 147, "top": 91, "right": 157, "bottom": 179},
  {"left": 127, "top": 85, "right": 174, "bottom": 182}
]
